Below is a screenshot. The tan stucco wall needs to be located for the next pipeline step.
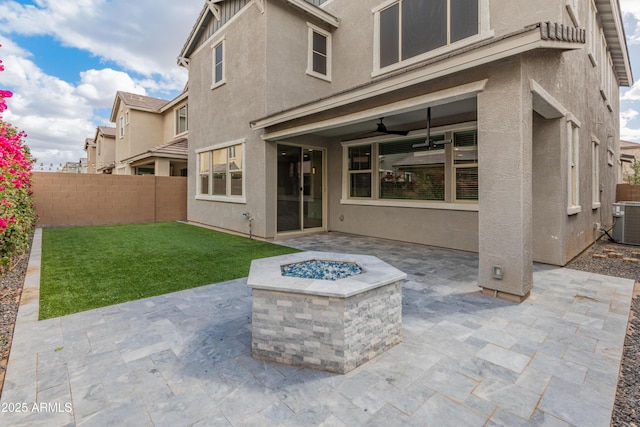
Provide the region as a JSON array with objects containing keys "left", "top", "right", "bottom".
[
  {"left": 32, "top": 173, "right": 187, "bottom": 227},
  {"left": 85, "top": 145, "right": 97, "bottom": 174},
  {"left": 187, "top": 4, "right": 270, "bottom": 238},
  {"left": 162, "top": 98, "right": 189, "bottom": 142},
  {"left": 115, "top": 107, "right": 164, "bottom": 173},
  {"left": 95, "top": 134, "right": 115, "bottom": 172}
]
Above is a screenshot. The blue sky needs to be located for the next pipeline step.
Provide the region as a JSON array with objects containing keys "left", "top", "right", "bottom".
[{"left": 0, "top": 0, "right": 639, "bottom": 171}]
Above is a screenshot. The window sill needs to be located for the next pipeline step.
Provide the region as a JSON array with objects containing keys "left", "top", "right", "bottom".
[
  {"left": 340, "top": 198, "right": 478, "bottom": 211},
  {"left": 196, "top": 195, "right": 246, "bottom": 204},
  {"left": 174, "top": 130, "right": 188, "bottom": 138},
  {"left": 592, "top": 202, "right": 601, "bottom": 210},
  {"left": 211, "top": 80, "right": 226, "bottom": 90},
  {"left": 567, "top": 205, "right": 582, "bottom": 215},
  {"left": 306, "top": 70, "right": 331, "bottom": 82},
  {"left": 372, "top": 31, "right": 495, "bottom": 78}
]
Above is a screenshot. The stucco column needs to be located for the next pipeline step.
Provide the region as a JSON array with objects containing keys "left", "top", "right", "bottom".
[
  {"left": 155, "top": 158, "right": 171, "bottom": 176},
  {"left": 477, "top": 68, "right": 533, "bottom": 302}
]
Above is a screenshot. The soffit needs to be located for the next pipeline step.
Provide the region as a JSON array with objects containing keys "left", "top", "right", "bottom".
[{"left": 595, "top": 0, "right": 633, "bottom": 86}]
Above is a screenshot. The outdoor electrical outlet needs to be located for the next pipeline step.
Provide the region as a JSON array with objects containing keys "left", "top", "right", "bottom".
[
  {"left": 492, "top": 265, "right": 503, "bottom": 280},
  {"left": 594, "top": 222, "right": 601, "bottom": 231}
]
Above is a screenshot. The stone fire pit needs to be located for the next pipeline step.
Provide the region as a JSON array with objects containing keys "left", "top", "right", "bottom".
[{"left": 247, "top": 251, "right": 405, "bottom": 374}]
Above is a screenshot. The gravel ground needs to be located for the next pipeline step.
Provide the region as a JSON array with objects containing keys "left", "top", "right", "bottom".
[
  {"left": 0, "top": 252, "right": 28, "bottom": 398},
  {"left": 0, "top": 237, "right": 638, "bottom": 425}
]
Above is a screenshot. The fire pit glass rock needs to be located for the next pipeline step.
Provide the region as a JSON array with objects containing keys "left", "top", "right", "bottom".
[
  {"left": 280, "top": 259, "right": 363, "bottom": 281},
  {"left": 247, "top": 251, "right": 405, "bottom": 374}
]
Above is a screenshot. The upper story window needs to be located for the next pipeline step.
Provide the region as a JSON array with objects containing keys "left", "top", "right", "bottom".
[
  {"left": 212, "top": 39, "right": 225, "bottom": 89},
  {"left": 119, "top": 115, "right": 125, "bottom": 137},
  {"left": 176, "top": 105, "right": 188, "bottom": 135},
  {"left": 377, "top": 0, "right": 479, "bottom": 70},
  {"left": 307, "top": 23, "right": 332, "bottom": 81}
]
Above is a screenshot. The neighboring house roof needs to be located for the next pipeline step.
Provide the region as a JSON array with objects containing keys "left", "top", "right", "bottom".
[
  {"left": 109, "top": 91, "right": 171, "bottom": 122},
  {"left": 97, "top": 162, "right": 115, "bottom": 172},
  {"left": 121, "top": 137, "right": 189, "bottom": 164},
  {"left": 620, "top": 140, "right": 640, "bottom": 149},
  {"left": 179, "top": 0, "right": 338, "bottom": 62},
  {"left": 84, "top": 138, "right": 95, "bottom": 150},
  {"left": 97, "top": 126, "right": 116, "bottom": 137}
]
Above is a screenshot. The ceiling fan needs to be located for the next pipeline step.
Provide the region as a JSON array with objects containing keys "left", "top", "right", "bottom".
[{"left": 374, "top": 117, "right": 409, "bottom": 136}]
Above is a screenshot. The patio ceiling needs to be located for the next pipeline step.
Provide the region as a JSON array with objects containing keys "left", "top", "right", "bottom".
[{"left": 310, "top": 97, "right": 478, "bottom": 140}]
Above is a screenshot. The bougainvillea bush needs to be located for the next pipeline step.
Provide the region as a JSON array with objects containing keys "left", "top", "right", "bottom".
[{"left": 0, "top": 54, "right": 36, "bottom": 272}]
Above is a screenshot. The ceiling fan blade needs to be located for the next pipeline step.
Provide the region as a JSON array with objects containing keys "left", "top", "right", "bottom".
[{"left": 377, "top": 118, "right": 409, "bottom": 135}]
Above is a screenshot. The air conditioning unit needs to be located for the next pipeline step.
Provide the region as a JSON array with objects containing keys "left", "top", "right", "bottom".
[{"left": 612, "top": 202, "right": 640, "bottom": 245}]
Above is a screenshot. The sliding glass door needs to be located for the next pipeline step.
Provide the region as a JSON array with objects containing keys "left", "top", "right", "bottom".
[{"left": 277, "top": 145, "right": 324, "bottom": 233}]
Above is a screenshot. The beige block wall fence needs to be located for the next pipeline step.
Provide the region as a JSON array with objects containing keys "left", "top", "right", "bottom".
[
  {"left": 32, "top": 173, "right": 187, "bottom": 227},
  {"left": 617, "top": 184, "right": 640, "bottom": 203}
]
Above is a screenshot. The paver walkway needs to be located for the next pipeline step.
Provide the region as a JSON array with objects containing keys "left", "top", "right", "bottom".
[{"left": 0, "top": 229, "right": 634, "bottom": 426}]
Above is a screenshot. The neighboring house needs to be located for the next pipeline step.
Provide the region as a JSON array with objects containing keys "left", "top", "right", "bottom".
[
  {"left": 179, "top": 0, "right": 632, "bottom": 301},
  {"left": 94, "top": 126, "right": 117, "bottom": 174},
  {"left": 620, "top": 139, "right": 640, "bottom": 182},
  {"left": 84, "top": 138, "right": 97, "bottom": 174},
  {"left": 110, "top": 90, "right": 189, "bottom": 176},
  {"left": 61, "top": 159, "right": 87, "bottom": 174}
]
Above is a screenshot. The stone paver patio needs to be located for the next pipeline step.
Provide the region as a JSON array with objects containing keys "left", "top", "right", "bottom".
[{"left": 0, "top": 229, "right": 634, "bottom": 426}]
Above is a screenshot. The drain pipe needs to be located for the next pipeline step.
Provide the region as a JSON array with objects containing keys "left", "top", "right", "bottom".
[{"left": 242, "top": 212, "right": 254, "bottom": 239}]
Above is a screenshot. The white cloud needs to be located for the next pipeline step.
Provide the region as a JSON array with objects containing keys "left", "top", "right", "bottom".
[
  {"left": 622, "top": 82, "right": 640, "bottom": 100},
  {"left": 0, "top": 1, "right": 203, "bottom": 168},
  {"left": 621, "top": 109, "right": 640, "bottom": 143},
  {"left": 0, "top": 41, "right": 97, "bottom": 168},
  {"left": 75, "top": 68, "right": 146, "bottom": 109},
  {"left": 621, "top": 0, "right": 640, "bottom": 44},
  {"left": 0, "top": 0, "right": 200, "bottom": 93}
]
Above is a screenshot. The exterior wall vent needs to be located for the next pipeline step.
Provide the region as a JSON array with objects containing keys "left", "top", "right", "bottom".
[{"left": 613, "top": 202, "right": 640, "bottom": 245}]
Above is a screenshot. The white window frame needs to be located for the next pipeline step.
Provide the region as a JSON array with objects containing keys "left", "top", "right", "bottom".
[
  {"left": 196, "top": 139, "right": 246, "bottom": 203},
  {"left": 211, "top": 38, "right": 226, "bottom": 90},
  {"left": 372, "top": 0, "right": 492, "bottom": 76},
  {"left": 341, "top": 122, "right": 479, "bottom": 211},
  {"left": 599, "top": 31, "right": 612, "bottom": 104},
  {"left": 567, "top": 116, "right": 581, "bottom": 215},
  {"left": 607, "top": 146, "right": 615, "bottom": 166},
  {"left": 591, "top": 136, "right": 601, "bottom": 209},
  {"left": 587, "top": 0, "right": 598, "bottom": 66},
  {"left": 119, "top": 115, "right": 125, "bottom": 138},
  {"left": 452, "top": 131, "right": 478, "bottom": 203},
  {"left": 306, "top": 22, "right": 332, "bottom": 82},
  {"left": 566, "top": 0, "right": 579, "bottom": 26},
  {"left": 175, "top": 104, "right": 188, "bottom": 136}
]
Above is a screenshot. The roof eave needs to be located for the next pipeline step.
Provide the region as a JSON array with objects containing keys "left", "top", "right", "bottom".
[
  {"left": 595, "top": 0, "right": 633, "bottom": 86},
  {"left": 284, "top": 0, "right": 340, "bottom": 28}
]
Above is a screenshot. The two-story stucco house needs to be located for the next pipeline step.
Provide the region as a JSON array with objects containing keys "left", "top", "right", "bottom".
[
  {"left": 84, "top": 137, "right": 97, "bottom": 174},
  {"left": 91, "top": 126, "right": 117, "bottom": 174},
  {"left": 110, "top": 90, "right": 189, "bottom": 176},
  {"left": 179, "top": 0, "right": 632, "bottom": 301}
]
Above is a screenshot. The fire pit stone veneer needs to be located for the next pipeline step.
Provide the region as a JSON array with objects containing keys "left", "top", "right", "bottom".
[{"left": 247, "top": 251, "right": 406, "bottom": 374}]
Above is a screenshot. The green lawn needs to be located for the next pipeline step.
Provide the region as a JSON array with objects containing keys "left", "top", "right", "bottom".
[{"left": 40, "top": 222, "right": 300, "bottom": 319}]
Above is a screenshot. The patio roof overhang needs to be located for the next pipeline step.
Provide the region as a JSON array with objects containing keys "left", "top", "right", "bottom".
[{"left": 250, "top": 22, "right": 585, "bottom": 141}]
